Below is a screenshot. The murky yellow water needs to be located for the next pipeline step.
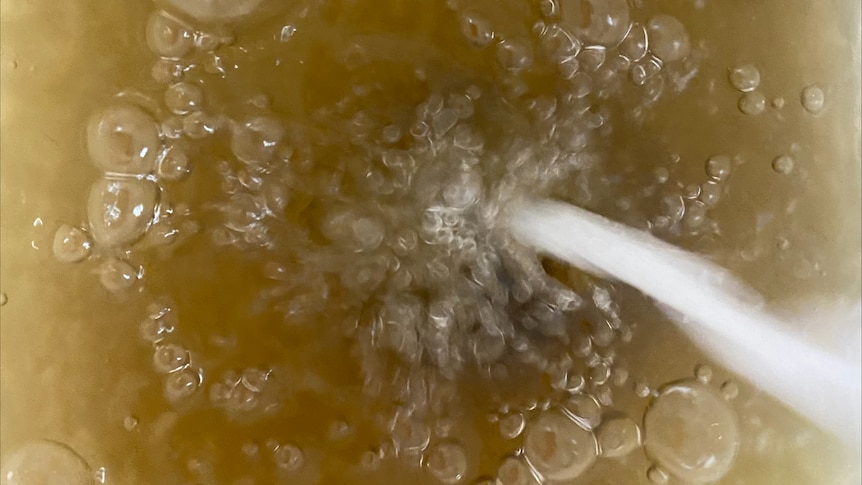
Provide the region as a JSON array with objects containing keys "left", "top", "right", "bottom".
[{"left": 1, "top": 0, "right": 860, "bottom": 484}]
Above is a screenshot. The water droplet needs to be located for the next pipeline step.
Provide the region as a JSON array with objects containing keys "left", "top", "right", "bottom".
[
  {"left": 772, "top": 154, "right": 795, "bottom": 174},
  {"left": 738, "top": 91, "right": 766, "bottom": 115},
  {"left": 425, "top": 441, "right": 468, "bottom": 484},
  {"left": 647, "top": 15, "right": 690, "bottom": 62},
  {"left": 728, "top": 64, "right": 760, "bottom": 92},
  {"left": 524, "top": 409, "right": 598, "bottom": 481},
  {"left": 596, "top": 415, "right": 641, "bottom": 457},
  {"left": 496, "top": 456, "right": 539, "bottom": 485},
  {"left": 800, "top": 84, "right": 825, "bottom": 113},
  {"left": 459, "top": 11, "right": 494, "bottom": 48},
  {"left": 499, "top": 412, "right": 526, "bottom": 440},
  {"left": 146, "top": 11, "right": 194, "bottom": 58},
  {"left": 0, "top": 293, "right": 7, "bottom": 306},
  {"left": 87, "top": 105, "right": 160, "bottom": 175},
  {"left": 643, "top": 381, "right": 740, "bottom": 483},
  {"left": 273, "top": 444, "right": 304, "bottom": 471},
  {"left": 87, "top": 178, "right": 158, "bottom": 247},
  {"left": 0, "top": 441, "right": 92, "bottom": 485},
  {"left": 52, "top": 224, "right": 91, "bottom": 263},
  {"left": 562, "top": 0, "right": 630, "bottom": 47}
]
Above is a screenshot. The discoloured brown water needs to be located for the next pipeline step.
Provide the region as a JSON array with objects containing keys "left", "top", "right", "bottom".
[{"left": 1, "top": 0, "right": 859, "bottom": 484}]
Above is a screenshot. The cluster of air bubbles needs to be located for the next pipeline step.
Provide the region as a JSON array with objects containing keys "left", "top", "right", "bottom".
[
  {"left": 138, "top": 300, "right": 204, "bottom": 404},
  {"left": 208, "top": 367, "right": 282, "bottom": 420},
  {"left": 50, "top": 1, "right": 753, "bottom": 481},
  {"left": 55, "top": 81, "right": 206, "bottom": 293}
]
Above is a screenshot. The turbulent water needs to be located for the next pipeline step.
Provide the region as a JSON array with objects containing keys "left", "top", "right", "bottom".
[{"left": 1, "top": 0, "right": 860, "bottom": 484}]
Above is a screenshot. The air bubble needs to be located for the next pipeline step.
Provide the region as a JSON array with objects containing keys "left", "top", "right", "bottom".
[
  {"left": 443, "top": 170, "right": 482, "bottom": 209},
  {"left": 52, "top": 224, "right": 91, "bottom": 263},
  {"left": 498, "top": 412, "right": 526, "bottom": 440},
  {"left": 87, "top": 178, "right": 158, "bottom": 247},
  {"left": 562, "top": 0, "right": 630, "bottom": 47},
  {"left": 123, "top": 416, "right": 139, "bottom": 431},
  {"left": 643, "top": 381, "right": 740, "bottom": 483},
  {"left": 800, "top": 84, "right": 825, "bottom": 113},
  {"left": 647, "top": 465, "right": 669, "bottom": 484},
  {"left": 682, "top": 200, "right": 707, "bottom": 230},
  {"left": 459, "top": 12, "right": 494, "bottom": 48},
  {"left": 577, "top": 46, "right": 606, "bottom": 72},
  {"left": 646, "top": 15, "right": 689, "bottom": 62},
  {"left": 241, "top": 367, "right": 269, "bottom": 393},
  {"left": 157, "top": 144, "right": 192, "bottom": 182},
  {"left": 596, "top": 415, "right": 641, "bottom": 458},
  {"left": 392, "top": 416, "right": 431, "bottom": 454},
  {"left": 497, "top": 40, "right": 533, "bottom": 73},
  {"left": 539, "top": 0, "right": 559, "bottom": 18},
  {"left": 541, "top": 24, "right": 581, "bottom": 62},
  {"left": 0, "top": 441, "right": 92, "bottom": 485},
  {"left": 183, "top": 111, "right": 220, "bottom": 139},
  {"left": 273, "top": 444, "right": 304, "bottom": 471},
  {"left": 496, "top": 456, "right": 538, "bottom": 485},
  {"left": 698, "top": 181, "right": 721, "bottom": 207},
  {"left": 694, "top": 364, "right": 713, "bottom": 383},
  {"left": 620, "top": 23, "right": 648, "bottom": 61},
  {"left": 720, "top": 380, "right": 739, "bottom": 400},
  {"left": 738, "top": 91, "right": 766, "bottom": 115},
  {"left": 98, "top": 258, "right": 138, "bottom": 292},
  {"left": 728, "top": 64, "right": 760, "bottom": 93},
  {"left": 152, "top": 343, "right": 190, "bottom": 374},
  {"left": 771, "top": 154, "right": 794, "bottom": 174},
  {"left": 230, "top": 116, "right": 285, "bottom": 165},
  {"left": 87, "top": 104, "right": 160, "bottom": 175},
  {"left": 425, "top": 441, "right": 468, "bottom": 484},
  {"left": 146, "top": 11, "right": 194, "bottom": 58},
  {"left": 164, "top": 368, "right": 201, "bottom": 401},
  {"left": 705, "top": 155, "right": 732, "bottom": 181},
  {"left": 524, "top": 409, "right": 598, "bottom": 481},
  {"left": 562, "top": 394, "right": 602, "bottom": 430},
  {"left": 165, "top": 82, "right": 203, "bottom": 114}
]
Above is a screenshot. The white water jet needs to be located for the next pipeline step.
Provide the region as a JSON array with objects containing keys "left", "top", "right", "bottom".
[{"left": 507, "top": 198, "right": 861, "bottom": 446}]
